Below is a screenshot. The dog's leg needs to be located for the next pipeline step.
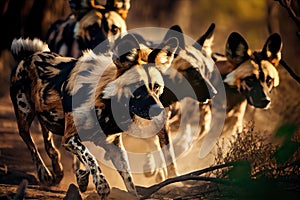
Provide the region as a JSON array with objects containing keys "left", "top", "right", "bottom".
[
  {"left": 102, "top": 135, "right": 138, "bottom": 197},
  {"left": 41, "top": 125, "right": 64, "bottom": 184},
  {"left": 64, "top": 135, "right": 110, "bottom": 198},
  {"left": 157, "top": 126, "right": 179, "bottom": 178},
  {"left": 142, "top": 136, "right": 168, "bottom": 182},
  {"left": 11, "top": 92, "right": 54, "bottom": 186}
]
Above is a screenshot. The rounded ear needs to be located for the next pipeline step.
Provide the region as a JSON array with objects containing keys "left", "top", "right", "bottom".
[
  {"left": 225, "top": 32, "right": 250, "bottom": 66},
  {"left": 148, "top": 37, "right": 179, "bottom": 72},
  {"left": 262, "top": 33, "right": 282, "bottom": 67},
  {"left": 163, "top": 25, "right": 185, "bottom": 52},
  {"left": 162, "top": 37, "right": 179, "bottom": 54},
  {"left": 194, "top": 23, "right": 215, "bottom": 48},
  {"left": 113, "top": 34, "right": 140, "bottom": 71}
]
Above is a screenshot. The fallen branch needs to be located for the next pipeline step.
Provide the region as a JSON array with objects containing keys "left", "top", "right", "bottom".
[
  {"left": 276, "top": 0, "right": 300, "bottom": 30},
  {"left": 137, "top": 162, "right": 235, "bottom": 199}
]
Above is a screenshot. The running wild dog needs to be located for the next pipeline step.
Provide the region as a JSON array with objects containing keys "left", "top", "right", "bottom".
[
  {"left": 122, "top": 24, "right": 218, "bottom": 182},
  {"left": 211, "top": 32, "right": 282, "bottom": 141},
  {"left": 46, "top": 0, "right": 127, "bottom": 57},
  {"left": 10, "top": 35, "right": 179, "bottom": 198}
]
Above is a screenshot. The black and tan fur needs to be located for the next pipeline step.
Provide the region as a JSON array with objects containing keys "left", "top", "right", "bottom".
[
  {"left": 46, "top": 0, "right": 127, "bottom": 58},
  {"left": 155, "top": 24, "right": 217, "bottom": 180},
  {"left": 122, "top": 24, "right": 218, "bottom": 182},
  {"left": 210, "top": 32, "right": 282, "bottom": 142},
  {"left": 10, "top": 34, "right": 178, "bottom": 198}
]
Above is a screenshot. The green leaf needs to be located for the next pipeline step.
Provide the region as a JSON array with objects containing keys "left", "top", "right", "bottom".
[
  {"left": 275, "top": 124, "right": 297, "bottom": 139},
  {"left": 272, "top": 141, "right": 300, "bottom": 164},
  {"left": 227, "top": 161, "right": 251, "bottom": 182}
]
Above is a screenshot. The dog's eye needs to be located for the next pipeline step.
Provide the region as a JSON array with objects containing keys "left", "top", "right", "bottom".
[
  {"left": 266, "top": 75, "right": 273, "bottom": 87},
  {"left": 88, "top": 23, "right": 100, "bottom": 36},
  {"left": 126, "top": 49, "right": 138, "bottom": 61},
  {"left": 111, "top": 24, "right": 119, "bottom": 35},
  {"left": 153, "top": 83, "right": 160, "bottom": 92}
]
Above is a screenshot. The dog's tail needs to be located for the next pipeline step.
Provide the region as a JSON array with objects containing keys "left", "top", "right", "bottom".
[{"left": 11, "top": 38, "right": 50, "bottom": 62}]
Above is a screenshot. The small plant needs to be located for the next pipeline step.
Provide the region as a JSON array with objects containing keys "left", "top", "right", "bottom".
[
  {"left": 207, "top": 121, "right": 300, "bottom": 199},
  {"left": 138, "top": 121, "right": 300, "bottom": 199}
]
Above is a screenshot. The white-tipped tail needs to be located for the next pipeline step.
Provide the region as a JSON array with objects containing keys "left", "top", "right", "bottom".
[{"left": 11, "top": 38, "right": 50, "bottom": 61}]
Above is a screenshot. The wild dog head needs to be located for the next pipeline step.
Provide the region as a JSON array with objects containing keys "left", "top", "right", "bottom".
[
  {"left": 159, "top": 24, "right": 217, "bottom": 105},
  {"left": 222, "top": 32, "right": 282, "bottom": 108},
  {"left": 47, "top": 1, "right": 127, "bottom": 57},
  {"left": 74, "top": 7, "right": 127, "bottom": 53},
  {"left": 102, "top": 34, "right": 179, "bottom": 120}
]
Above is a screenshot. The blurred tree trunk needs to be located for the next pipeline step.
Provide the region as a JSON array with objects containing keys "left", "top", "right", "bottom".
[
  {"left": 267, "top": 0, "right": 300, "bottom": 75},
  {"left": 173, "top": 0, "right": 191, "bottom": 33},
  {"left": 0, "top": 0, "right": 70, "bottom": 52},
  {"left": 262, "top": 0, "right": 300, "bottom": 128}
]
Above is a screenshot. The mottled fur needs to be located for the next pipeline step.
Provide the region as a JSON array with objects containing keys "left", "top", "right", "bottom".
[
  {"left": 122, "top": 24, "right": 217, "bottom": 182},
  {"left": 46, "top": 1, "right": 127, "bottom": 58},
  {"left": 10, "top": 35, "right": 178, "bottom": 198},
  {"left": 212, "top": 32, "right": 282, "bottom": 143}
]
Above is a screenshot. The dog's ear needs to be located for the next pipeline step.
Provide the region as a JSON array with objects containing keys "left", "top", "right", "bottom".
[
  {"left": 225, "top": 32, "right": 250, "bottom": 67},
  {"left": 163, "top": 25, "right": 185, "bottom": 52},
  {"left": 261, "top": 33, "right": 282, "bottom": 67},
  {"left": 148, "top": 37, "right": 179, "bottom": 73},
  {"left": 194, "top": 23, "right": 215, "bottom": 55},
  {"left": 113, "top": 34, "right": 140, "bottom": 73}
]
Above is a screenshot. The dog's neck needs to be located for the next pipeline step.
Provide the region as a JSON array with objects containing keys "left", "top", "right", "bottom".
[{"left": 224, "top": 84, "right": 247, "bottom": 113}]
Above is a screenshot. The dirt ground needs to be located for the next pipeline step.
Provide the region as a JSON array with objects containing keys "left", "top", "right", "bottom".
[
  {"left": 0, "top": 95, "right": 139, "bottom": 199},
  {"left": 1, "top": 60, "right": 300, "bottom": 199},
  {"left": 0, "top": 94, "right": 216, "bottom": 199}
]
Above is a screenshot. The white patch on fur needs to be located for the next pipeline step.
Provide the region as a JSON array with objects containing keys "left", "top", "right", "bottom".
[
  {"left": 261, "top": 60, "right": 279, "bottom": 87},
  {"left": 102, "top": 65, "right": 149, "bottom": 100},
  {"left": 11, "top": 38, "right": 50, "bottom": 56},
  {"left": 148, "top": 66, "right": 165, "bottom": 95},
  {"left": 73, "top": 22, "right": 80, "bottom": 37},
  {"left": 105, "top": 11, "right": 127, "bottom": 45},
  {"left": 202, "top": 35, "right": 214, "bottom": 57},
  {"left": 67, "top": 52, "right": 114, "bottom": 110},
  {"left": 224, "top": 60, "right": 259, "bottom": 86},
  {"left": 16, "top": 91, "right": 31, "bottom": 113},
  {"left": 176, "top": 45, "right": 214, "bottom": 73},
  {"left": 59, "top": 44, "right": 68, "bottom": 56}
]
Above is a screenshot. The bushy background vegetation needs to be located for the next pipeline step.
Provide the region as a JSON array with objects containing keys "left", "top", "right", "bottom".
[
  {"left": 149, "top": 121, "right": 300, "bottom": 199},
  {"left": 0, "top": 0, "right": 269, "bottom": 97}
]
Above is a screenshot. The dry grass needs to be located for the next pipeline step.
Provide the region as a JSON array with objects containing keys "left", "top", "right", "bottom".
[
  {"left": 202, "top": 121, "right": 300, "bottom": 199},
  {"left": 148, "top": 121, "right": 300, "bottom": 199}
]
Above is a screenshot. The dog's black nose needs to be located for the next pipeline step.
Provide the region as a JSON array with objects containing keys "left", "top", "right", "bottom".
[
  {"left": 261, "top": 97, "right": 271, "bottom": 108},
  {"left": 149, "top": 104, "right": 164, "bottom": 119}
]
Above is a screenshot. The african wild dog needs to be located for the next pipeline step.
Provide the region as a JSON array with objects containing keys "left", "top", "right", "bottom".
[
  {"left": 121, "top": 24, "right": 218, "bottom": 183},
  {"left": 10, "top": 34, "right": 179, "bottom": 198},
  {"left": 205, "top": 31, "right": 282, "bottom": 150},
  {"left": 164, "top": 23, "right": 216, "bottom": 155},
  {"left": 138, "top": 29, "right": 282, "bottom": 181},
  {"left": 46, "top": 0, "right": 127, "bottom": 58}
]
